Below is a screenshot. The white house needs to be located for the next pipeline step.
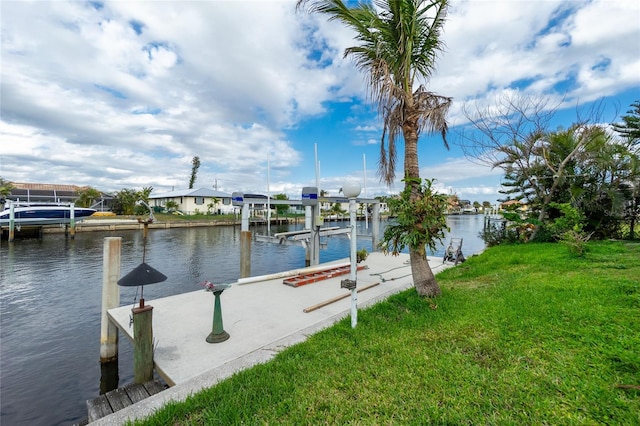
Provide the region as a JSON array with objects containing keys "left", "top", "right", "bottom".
[{"left": 149, "top": 188, "right": 235, "bottom": 215}]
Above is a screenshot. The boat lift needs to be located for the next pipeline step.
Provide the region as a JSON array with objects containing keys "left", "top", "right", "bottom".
[{"left": 233, "top": 189, "right": 381, "bottom": 268}]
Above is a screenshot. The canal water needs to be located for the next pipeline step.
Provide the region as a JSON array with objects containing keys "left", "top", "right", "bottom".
[{"left": 0, "top": 215, "right": 487, "bottom": 426}]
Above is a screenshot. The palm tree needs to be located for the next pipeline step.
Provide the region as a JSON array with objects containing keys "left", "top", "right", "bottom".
[
  {"left": 0, "top": 177, "right": 14, "bottom": 198},
  {"left": 612, "top": 100, "right": 640, "bottom": 150},
  {"left": 298, "top": 0, "right": 452, "bottom": 296},
  {"left": 165, "top": 200, "right": 179, "bottom": 213},
  {"left": 207, "top": 197, "right": 220, "bottom": 214},
  {"left": 76, "top": 186, "right": 101, "bottom": 208}
]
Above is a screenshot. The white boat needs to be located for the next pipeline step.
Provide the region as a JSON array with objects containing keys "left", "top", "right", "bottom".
[{"left": 0, "top": 201, "right": 96, "bottom": 226}]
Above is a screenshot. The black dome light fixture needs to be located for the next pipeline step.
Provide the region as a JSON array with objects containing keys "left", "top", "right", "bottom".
[
  {"left": 118, "top": 262, "right": 167, "bottom": 308},
  {"left": 118, "top": 200, "right": 167, "bottom": 307}
]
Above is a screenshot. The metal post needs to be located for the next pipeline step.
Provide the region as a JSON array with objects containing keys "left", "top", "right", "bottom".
[
  {"left": 100, "top": 237, "right": 121, "bottom": 362},
  {"left": 312, "top": 143, "right": 321, "bottom": 267},
  {"left": 305, "top": 206, "right": 312, "bottom": 266},
  {"left": 311, "top": 204, "right": 320, "bottom": 266},
  {"left": 206, "top": 290, "right": 230, "bottom": 343},
  {"left": 363, "top": 153, "right": 368, "bottom": 230},
  {"left": 349, "top": 197, "right": 358, "bottom": 328},
  {"left": 267, "top": 153, "right": 271, "bottom": 236},
  {"left": 372, "top": 202, "right": 380, "bottom": 251},
  {"left": 305, "top": 206, "right": 312, "bottom": 229}
]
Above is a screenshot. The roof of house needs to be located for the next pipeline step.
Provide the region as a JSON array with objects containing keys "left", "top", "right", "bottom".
[
  {"left": 6, "top": 182, "right": 117, "bottom": 201},
  {"left": 11, "top": 182, "right": 89, "bottom": 192},
  {"left": 149, "top": 188, "right": 232, "bottom": 199}
]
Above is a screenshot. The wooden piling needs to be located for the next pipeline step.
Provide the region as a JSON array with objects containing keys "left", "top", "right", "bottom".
[
  {"left": 240, "top": 230, "right": 252, "bottom": 278},
  {"left": 100, "top": 237, "right": 121, "bottom": 363},
  {"left": 132, "top": 305, "right": 154, "bottom": 384}
]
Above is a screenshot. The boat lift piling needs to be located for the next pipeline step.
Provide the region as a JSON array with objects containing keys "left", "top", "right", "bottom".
[
  {"left": 65, "top": 202, "right": 76, "bottom": 239},
  {"left": 8, "top": 202, "right": 15, "bottom": 242},
  {"left": 239, "top": 199, "right": 252, "bottom": 278}
]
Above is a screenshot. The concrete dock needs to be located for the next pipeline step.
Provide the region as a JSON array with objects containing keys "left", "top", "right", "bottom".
[{"left": 96, "top": 252, "right": 455, "bottom": 425}]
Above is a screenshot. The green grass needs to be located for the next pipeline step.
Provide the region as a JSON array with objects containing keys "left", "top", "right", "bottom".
[{"left": 134, "top": 240, "right": 640, "bottom": 425}]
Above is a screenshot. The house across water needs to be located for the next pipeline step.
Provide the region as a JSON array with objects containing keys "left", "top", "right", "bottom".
[{"left": 149, "top": 188, "right": 234, "bottom": 215}]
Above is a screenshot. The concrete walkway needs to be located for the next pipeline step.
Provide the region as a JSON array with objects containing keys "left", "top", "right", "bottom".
[{"left": 95, "top": 253, "right": 455, "bottom": 425}]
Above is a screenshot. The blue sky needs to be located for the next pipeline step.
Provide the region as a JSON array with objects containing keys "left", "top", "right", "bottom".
[{"left": 1, "top": 0, "right": 639, "bottom": 205}]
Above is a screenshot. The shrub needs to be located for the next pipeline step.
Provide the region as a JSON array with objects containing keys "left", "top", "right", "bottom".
[
  {"left": 559, "top": 229, "right": 592, "bottom": 257},
  {"left": 478, "top": 222, "right": 521, "bottom": 247}
]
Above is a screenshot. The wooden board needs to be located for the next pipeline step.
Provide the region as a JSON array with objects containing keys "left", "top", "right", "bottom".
[
  {"left": 86, "top": 379, "right": 165, "bottom": 422},
  {"left": 105, "top": 387, "right": 132, "bottom": 412},
  {"left": 283, "top": 265, "right": 367, "bottom": 287},
  {"left": 86, "top": 395, "right": 113, "bottom": 423},
  {"left": 143, "top": 380, "right": 166, "bottom": 395}
]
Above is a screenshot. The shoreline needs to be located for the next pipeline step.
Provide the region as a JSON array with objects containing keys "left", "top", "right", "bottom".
[
  {"left": 47, "top": 218, "right": 240, "bottom": 233},
  {"left": 35, "top": 216, "right": 307, "bottom": 235}
]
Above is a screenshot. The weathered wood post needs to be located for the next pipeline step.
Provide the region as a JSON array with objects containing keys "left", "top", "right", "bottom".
[
  {"left": 240, "top": 203, "right": 251, "bottom": 278},
  {"left": 118, "top": 256, "right": 166, "bottom": 384},
  {"left": 100, "top": 237, "right": 121, "bottom": 394},
  {"left": 132, "top": 304, "right": 154, "bottom": 383},
  {"left": 100, "top": 237, "right": 121, "bottom": 362}
]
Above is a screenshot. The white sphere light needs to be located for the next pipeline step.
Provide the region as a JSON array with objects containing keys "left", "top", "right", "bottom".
[{"left": 342, "top": 181, "right": 361, "bottom": 198}]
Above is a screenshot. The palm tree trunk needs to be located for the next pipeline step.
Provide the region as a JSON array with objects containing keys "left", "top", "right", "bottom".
[
  {"left": 404, "top": 114, "right": 442, "bottom": 297},
  {"left": 410, "top": 248, "right": 440, "bottom": 297}
]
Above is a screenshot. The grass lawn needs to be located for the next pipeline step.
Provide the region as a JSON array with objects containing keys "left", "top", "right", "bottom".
[{"left": 134, "top": 240, "right": 639, "bottom": 425}]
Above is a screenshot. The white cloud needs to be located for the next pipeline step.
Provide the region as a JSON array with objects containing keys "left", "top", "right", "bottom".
[{"left": 1, "top": 0, "right": 637, "bottom": 200}]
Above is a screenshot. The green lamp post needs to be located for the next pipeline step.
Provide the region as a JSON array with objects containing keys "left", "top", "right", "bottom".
[{"left": 201, "top": 281, "right": 232, "bottom": 343}]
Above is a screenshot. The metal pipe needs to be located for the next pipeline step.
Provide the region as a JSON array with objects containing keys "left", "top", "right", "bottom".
[
  {"left": 349, "top": 197, "right": 357, "bottom": 328},
  {"left": 303, "top": 282, "right": 379, "bottom": 313}
]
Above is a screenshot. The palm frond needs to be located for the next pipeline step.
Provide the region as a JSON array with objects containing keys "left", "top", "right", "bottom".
[{"left": 299, "top": 0, "right": 452, "bottom": 186}]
